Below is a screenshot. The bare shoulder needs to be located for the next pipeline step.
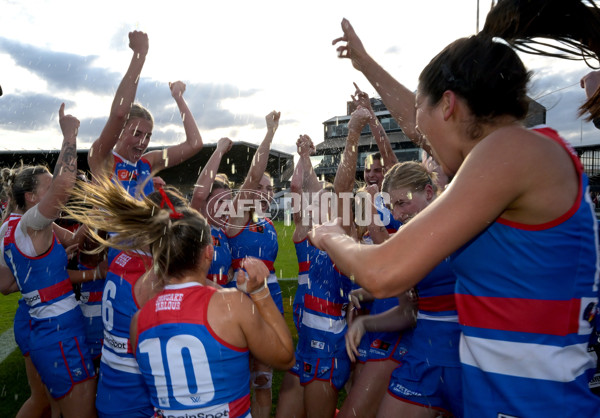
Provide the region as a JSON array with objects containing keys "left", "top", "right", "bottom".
[{"left": 210, "top": 287, "right": 252, "bottom": 311}]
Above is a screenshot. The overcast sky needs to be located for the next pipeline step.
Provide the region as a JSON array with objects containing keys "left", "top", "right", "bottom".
[{"left": 0, "top": 0, "right": 598, "bottom": 158}]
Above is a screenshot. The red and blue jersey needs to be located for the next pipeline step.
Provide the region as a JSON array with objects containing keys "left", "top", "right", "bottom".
[
  {"left": 450, "top": 126, "right": 600, "bottom": 417},
  {"left": 3, "top": 216, "right": 83, "bottom": 349},
  {"left": 297, "top": 249, "right": 353, "bottom": 358},
  {"left": 96, "top": 250, "right": 154, "bottom": 416},
  {"left": 207, "top": 226, "right": 232, "bottom": 286},
  {"left": 136, "top": 283, "right": 250, "bottom": 417},
  {"left": 292, "top": 237, "right": 317, "bottom": 332},
  {"left": 112, "top": 151, "right": 154, "bottom": 199},
  {"left": 78, "top": 262, "right": 105, "bottom": 359},
  {"left": 227, "top": 217, "right": 278, "bottom": 284}
]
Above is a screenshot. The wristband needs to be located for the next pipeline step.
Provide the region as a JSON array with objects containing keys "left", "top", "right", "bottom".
[
  {"left": 236, "top": 272, "right": 267, "bottom": 295},
  {"left": 250, "top": 285, "right": 271, "bottom": 301}
]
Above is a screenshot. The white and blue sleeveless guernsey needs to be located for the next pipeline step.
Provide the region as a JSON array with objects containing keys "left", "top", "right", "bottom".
[
  {"left": 96, "top": 250, "right": 154, "bottom": 417},
  {"left": 1, "top": 214, "right": 31, "bottom": 356},
  {"left": 297, "top": 249, "right": 353, "bottom": 358},
  {"left": 78, "top": 260, "right": 105, "bottom": 361},
  {"left": 135, "top": 282, "right": 251, "bottom": 418},
  {"left": 292, "top": 237, "right": 317, "bottom": 332},
  {"left": 451, "top": 126, "right": 600, "bottom": 417},
  {"left": 4, "top": 216, "right": 94, "bottom": 398}
]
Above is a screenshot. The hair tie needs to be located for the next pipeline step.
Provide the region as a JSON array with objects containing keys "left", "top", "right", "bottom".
[{"left": 158, "top": 187, "right": 184, "bottom": 219}]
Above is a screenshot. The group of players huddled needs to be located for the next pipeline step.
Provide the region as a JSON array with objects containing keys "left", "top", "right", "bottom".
[{"left": 3, "top": 1, "right": 600, "bottom": 417}]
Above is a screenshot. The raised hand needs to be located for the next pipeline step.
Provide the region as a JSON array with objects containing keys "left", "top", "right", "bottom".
[
  {"left": 332, "top": 18, "right": 369, "bottom": 73},
  {"left": 59, "top": 103, "right": 80, "bottom": 139},
  {"left": 351, "top": 82, "right": 374, "bottom": 113},
  {"left": 348, "top": 106, "right": 372, "bottom": 133},
  {"left": 169, "top": 81, "right": 186, "bottom": 99},
  {"left": 266, "top": 110, "right": 281, "bottom": 133},
  {"left": 296, "top": 134, "right": 315, "bottom": 157},
  {"left": 216, "top": 137, "right": 233, "bottom": 154},
  {"left": 128, "top": 30, "right": 149, "bottom": 57}
]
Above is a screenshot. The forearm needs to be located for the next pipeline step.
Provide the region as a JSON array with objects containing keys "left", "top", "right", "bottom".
[
  {"left": 333, "top": 128, "right": 361, "bottom": 194},
  {"left": 111, "top": 46, "right": 147, "bottom": 117},
  {"left": 360, "top": 56, "right": 425, "bottom": 148},
  {"left": 361, "top": 304, "right": 415, "bottom": 333},
  {"left": 301, "top": 155, "right": 321, "bottom": 193},
  {"left": 0, "top": 266, "right": 18, "bottom": 295},
  {"left": 245, "top": 130, "right": 275, "bottom": 189},
  {"left": 370, "top": 119, "right": 398, "bottom": 170},
  {"left": 68, "top": 267, "right": 104, "bottom": 284},
  {"left": 251, "top": 289, "right": 295, "bottom": 368},
  {"left": 43, "top": 134, "right": 77, "bottom": 219},
  {"left": 191, "top": 147, "right": 225, "bottom": 209},
  {"left": 175, "top": 96, "right": 203, "bottom": 151}
]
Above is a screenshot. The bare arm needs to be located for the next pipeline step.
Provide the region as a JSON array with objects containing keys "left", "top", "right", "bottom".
[
  {"left": 290, "top": 154, "right": 307, "bottom": 242},
  {"left": 38, "top": 104, "right": 78, "bottom": 222},
  {"left": 88, "top": 31, "right": 148, "bottom": 176},
  {"left": 345, "top": 291, "right": 416, "bottom": 361},
  {"left": 333, "top": 20, "right": 433, "bottom": 155},
  {"left": 0, "top": 265, "right": 18, "bottom": 295},
  {"left": 352, "top": 83, "right": 398, "bottom": 170},
  {"left": 144, "top": 81, "right": 204, "bottom": 171},
  {"left": 310, "top": 126, "right": 554, "bottom": 298},
  {"left": 190, "top": 137, "right": 233, "bottom": 211},
  {"left": 67, "top": 264, "right": 105, "bottom": 285},
  {"left": 227, "top": 111, "right": 280, "bottom": 231},
  {"left": 212, "top": 258, "right": 295, "bottom": 369},
  {"left": 292, "top": 135, "right": 320, "bottom": 242},
  {"left": 334, "top": 107, "right": 370, "bottom": 195},
  {"left": 52, "top": 223, "right": 89, "bottom": 250},
  {"left": 298, "top": 135, "right": 321, "bottom": 194}
]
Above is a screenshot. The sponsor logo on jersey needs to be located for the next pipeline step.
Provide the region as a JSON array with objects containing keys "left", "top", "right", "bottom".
[
  {"left": 24, "top": 294, "right": 40, "bottom": 304},
  {"left": 371, "top": 339, "right": 391, "bottom": 351},
  {"left": 117, "top": 169, "right": 136, "bottom": 182},
  {"left": 311, "top": 340, "right": 325, "bottom": 350},
  {"left": 249, "top": 224, "right": 264, "bottom": 233},
  {"left": 303, "top": 362, "right": 312, "bottom": 373},
  {"left": 115, "top": 253, "right": 132, "bottom": 267},
  {"left": 589, "top": 373, "right": 600, "bottom": 388},
  {"left": 156, "top": 293, "right": 184, "bottom": 312},
  {"left": 105, "top": 334, "right": 128, "bottom": 351}
]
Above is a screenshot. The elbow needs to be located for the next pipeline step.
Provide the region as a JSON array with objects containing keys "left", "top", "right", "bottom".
[
  {"left": 361, "top": 268, "right": 401, "bottom": 299},
  {"left": 274, "top": 352, "right": 296, "bottom": 371}
]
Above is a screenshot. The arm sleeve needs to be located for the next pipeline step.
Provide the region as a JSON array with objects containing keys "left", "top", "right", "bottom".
[{"left": 19, "top": 204, "right": 53, "bottom": 232}]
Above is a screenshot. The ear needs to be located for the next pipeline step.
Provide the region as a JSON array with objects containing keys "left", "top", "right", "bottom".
[
  {"left": 441, "top": 90, "right": 457, "bottom": 121},
  {"left": 24, "top": 191, "right": 35, "bottom": 204},
  {"left": 203, "top": 244, "right": 214, "bottom": 263},
  {"left": 424, "top": 183, "right": 435, "bottom": 201}
]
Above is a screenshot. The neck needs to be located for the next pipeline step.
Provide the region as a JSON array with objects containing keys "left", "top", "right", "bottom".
[{"left": 166, "top": 268, "right": 209, "bottom": 286}]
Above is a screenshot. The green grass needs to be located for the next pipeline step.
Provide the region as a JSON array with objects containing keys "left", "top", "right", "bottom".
[
  {"left": 0, "top": 221, "right": 344, "bottom": 417},
  {"left": 273, "top": 220, "right": 298, "bottom": 280},
  {"left": 0, "top": 350, "right": 29, "bottom": 417},
  {"left": 0, "top": 293, "right": 20, "bottom": 335}
]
